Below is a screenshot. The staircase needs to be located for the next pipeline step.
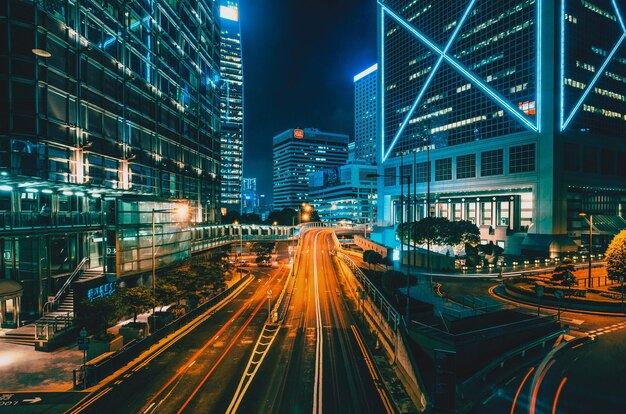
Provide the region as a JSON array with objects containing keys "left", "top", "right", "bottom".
[
  {"left": 54, "top": 270, "right": 102, "bottom": 316},
  {"left": 0, "top": 325, "right": 36, "bottom": 346}
]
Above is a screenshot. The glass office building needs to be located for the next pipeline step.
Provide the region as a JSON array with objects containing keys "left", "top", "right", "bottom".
[
  {"left": 354, "top": 64, "right": 378, "bottom": 165},
  {"left": 0, "top": 0, "right": 220, "bottom": 321},
  {"left": 219, "top": 1, "right": 243, "bottom": 213},
  {"left": 273, "top": 128, "right": 349, "bottom": 210},
  {"left": 377, "top": 0, "right": 626, "bottom": 255}
]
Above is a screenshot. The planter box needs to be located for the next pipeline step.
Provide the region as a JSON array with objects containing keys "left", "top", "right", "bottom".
[
  {"left": 119, "top": 322, "right": 149, "bottom": 344},
  {"left": 147, "top": 312, "right": 175, "bottom": 331},
  {"left": 87, "top": 335, "right": 123, "bottom": 361}
]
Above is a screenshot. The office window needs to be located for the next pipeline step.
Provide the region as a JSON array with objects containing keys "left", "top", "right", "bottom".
[
  {"left": 481, "top": 149, "right": 503, "bottom": 176},
  {"left": 415, "top": 161, "right": 430, "bottom": 183},
  {"left": 400, "top": 164, "right": 413, "bottom": 184},
  {"left": 509, "top": 144, "right": 535, "bottom": 173},
  {"left": 435, "top": 158, "right": 452, "bottom": 181},
  {"left": 456, "top": 154, "right": 476, "bottom": 179},
  {"left": 384, "top": 167, "right": 396, "bottom": 186}
]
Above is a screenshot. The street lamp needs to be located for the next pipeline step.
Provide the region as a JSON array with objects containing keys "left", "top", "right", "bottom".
[
  {"left": 233, "top": 220, "right": 243, "bottom": 257},
  {"left": 579, "top": 212, "right": 593, "bottom": 288},
  {"left": 152, "top": 203, "right": 189, "bottom": 333},
  {"left": 367, "top": 170, "right": 412, "bottom": 321}
]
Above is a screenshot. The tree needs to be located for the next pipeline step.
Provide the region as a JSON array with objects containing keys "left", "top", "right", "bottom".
[
  {"left": 551, "top": 258, "right": 577, "bottom": 286},
  {"left": 310, "top": 209, "right": 321, "bottom": 223},
  {"left": 366, "top": 251, "right": 383, "bottom": 269},
  {"left": 404, "top": 217, "right": 453, "bottom": 246},
  {"left": 606, "top": 229, "right": 626, "bottom": 280},
  {"left": 363, "top": 250, "right": 372, "bottom": 267},
  {"left": 221, "top": 210, "right": 241, "bottom": 224},
  {"left": 449, "top": 220, "right": 480, "bottom": 245},
  {"left": 77, "top": 294, "right": 124, "bottom": 340},
  {"left": 118, "top": 286, "right": 154, "bottom": 323},
  {"left": 155, "top": 280, "right": 180, "bottom": 309},
  {"left": 266, "top": 208, "right": 297, "bottom": 226}
]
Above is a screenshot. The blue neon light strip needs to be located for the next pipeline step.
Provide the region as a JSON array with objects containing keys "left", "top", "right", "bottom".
[
  {"left": 379, "top": 2, "right": 538, "bottom": 161},
  {"left": 382, "top": 0, "right": 478, "bottom": 162},
  {"left": 614, "top": 0, "right": 626, "bottom": 32},
  {"left": 536, "top": 0, "right": 542, "bottom": 132},
  {"left": 560, "top": 0, "right": 566, "bottom": 130},
  {"left": 562, "top": 33, "right": 625, "bottom": 130},
  {"left": 380, "top": 5, "right": 386, "bottom": 165},
  {"left": 561, "top": 0, "right": 626, "bottom": 130}
]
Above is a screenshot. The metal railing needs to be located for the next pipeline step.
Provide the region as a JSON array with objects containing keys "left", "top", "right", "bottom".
[
  {"left": 0, "top": 211, "right": 102, "bottom": 231},
  {"left": 43, "top": 257, "right": 88, "bottom": 315},
  {"left": 335, "top": 250, "right": 401, "bottom": 330}
]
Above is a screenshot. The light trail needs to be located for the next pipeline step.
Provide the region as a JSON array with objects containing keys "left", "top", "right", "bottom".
[
  {"left": 510, "top": 366, "right": 534, "bottom": 414},
  {"left": 312, "top": 231, "right": 324, "bottom": 414},
  {"left": 552, "top": 377, "right": 568, "bottom": 414}
]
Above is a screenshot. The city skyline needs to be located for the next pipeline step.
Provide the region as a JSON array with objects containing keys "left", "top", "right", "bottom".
[{"left": 239, "top": 0, "right": 376, "bottom": 201}]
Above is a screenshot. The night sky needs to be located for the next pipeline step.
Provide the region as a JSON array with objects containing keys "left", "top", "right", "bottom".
[{"left": 239, "top": 0, "right": 377, "bottom": 203}]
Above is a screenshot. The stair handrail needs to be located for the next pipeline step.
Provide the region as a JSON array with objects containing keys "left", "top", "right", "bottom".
[{"left": 46, "top": 257, "right": 89, "bottom": 314}]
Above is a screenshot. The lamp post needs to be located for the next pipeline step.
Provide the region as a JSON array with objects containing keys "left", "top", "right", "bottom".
[
  {"left": 367, "top": 170, "right": 412, "bottom": 321},
  {"left": 579, "top": 212, "right": 593, "bottom": 288},
  {"left": 151, "top": 204, "right": 189, "bottom": 333},
  {"left": 233, "top": 220, "right": 243, "bottom": 257}
]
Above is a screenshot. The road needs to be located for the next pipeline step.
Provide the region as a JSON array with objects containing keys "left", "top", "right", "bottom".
[
  {"left": 436, "top": 276, "right": 626, "bottom": 413},
  {"left": 234, "top": 228, "right": 392, "bottom": 413},
  {"left": 66, "top": 262, "right": 289, "bottom": 414}
]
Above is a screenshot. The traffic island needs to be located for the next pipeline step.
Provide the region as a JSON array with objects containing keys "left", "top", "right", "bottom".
[{"left": 502, "top": 276, "right": 626, "bottom": 313}]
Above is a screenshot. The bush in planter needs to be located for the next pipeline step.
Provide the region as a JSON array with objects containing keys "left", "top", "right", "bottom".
[
  {"left": 76, "top": 294, "right": 124, "bottom": 341},
  {"left": 118, "top": 286, "right": 155, "bottom": 323},
  {"left": 155, "top": 280, "right": 180, "bottom": 309}
]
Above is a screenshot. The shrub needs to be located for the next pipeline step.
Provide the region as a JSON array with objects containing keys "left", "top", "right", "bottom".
[{"left": 606, "top": 230, "right": 626, "bottom": 280}]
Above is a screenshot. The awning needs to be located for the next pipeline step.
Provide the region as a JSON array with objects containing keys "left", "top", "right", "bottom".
[
  {"left": 0, "top": 280, "right": 23, "bottom": 299},
  {"left": 581, "top": 215, "right": 626, "bottom": 234}
]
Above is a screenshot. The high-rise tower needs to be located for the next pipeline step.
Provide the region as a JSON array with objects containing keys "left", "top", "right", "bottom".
[
  {"left": 354, "top": 64, "right": 378, "bottom": 165},
  {"left": 377, "top": 0, "right": 626, "bottom": 255},
  {"left": 219, "top": 1, "right": 244, "bottom": 214}
]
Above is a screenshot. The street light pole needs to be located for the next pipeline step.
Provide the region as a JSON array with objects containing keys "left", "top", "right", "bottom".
[
  {"left": 151, "top": 208, "right": 156, "bottom": 334},
  {"left": 580, "top": 212, "right": 593, "bottom": 288}
]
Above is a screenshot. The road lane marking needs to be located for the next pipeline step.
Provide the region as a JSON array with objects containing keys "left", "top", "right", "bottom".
[
  {"left": 313, "top": 231, "right": 324, "bottom": 414},
  {"left": 510, "top": 367, "right": 534, "bottom": 414},
  {"left": 552, "top": 377, "right": 568, "bottom": 414},
  {"left": 572, "top": 342, "right": 585, "bottom": 349},
  {"left": 351, "top": 325, "right": 394, "bottom": 414}
]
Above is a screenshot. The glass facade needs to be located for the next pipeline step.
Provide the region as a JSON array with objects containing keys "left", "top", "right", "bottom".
[
  {"left": 0, "top": 0, "right": 221, "bottom": 214},
  {"left": 219, "top": 1, "right": 244, "bottom": 212},
  {"left": 0, "top": 0, "right": 221, "bottom": 319},
  {"left": 381, "top": 0, "right": 537, "bottom": 161},
  {"left": 354, "top": 64, "right": 378, "bottom": 164},
  {"left": 273, "top": 128, "right": 349, "bottom": 210},
  {"left": 113, "top": 198, "right": 190, "bottom": 276},
  {"left": 561, "top": 0, "right": 626, "bottom": 134}
]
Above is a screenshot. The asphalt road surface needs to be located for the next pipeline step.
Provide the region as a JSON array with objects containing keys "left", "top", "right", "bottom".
[
  {"left": 66, "top": 263, "right": 289, "bottom": 414},
  {"left": 235, "top": 228, "right": 391, "bottom": 414}
]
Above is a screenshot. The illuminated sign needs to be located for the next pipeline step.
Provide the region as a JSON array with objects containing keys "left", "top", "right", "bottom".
[
  {"left": 293, "top": 129, "right": 305, "bottom": 139},
  {"left": 220, "top": 5, "right": 239, "bottom": 22}
]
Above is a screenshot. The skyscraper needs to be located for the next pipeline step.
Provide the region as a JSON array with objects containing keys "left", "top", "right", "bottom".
[
  {"left": 219, "top": 1, "right": 244, "bottom": 213},
  {"left": 273, "top": 128, "right": 349, "bottom": 210},
  {"left": 354, "top": 64, "right": 378, "bottom": 165},
  {"left": 377, "top": 0, "right": 626, "bottom": 255},
  {"left": 242, "top": 177, "right": 257, "bottom": 213},
  {"left": 0, "top": 1, "right": 221, "bottom": 321}
]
